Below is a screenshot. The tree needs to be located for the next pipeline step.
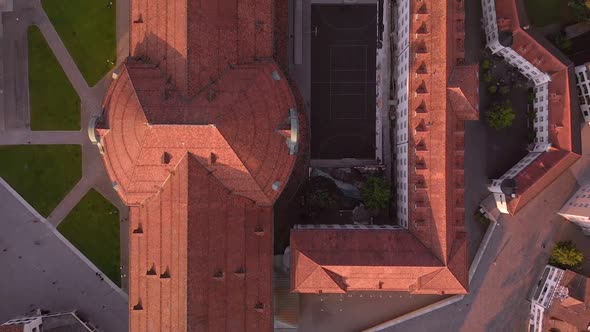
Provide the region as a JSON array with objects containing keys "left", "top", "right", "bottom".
[
  {"left": 361, "top": 176, "right": 391, "bottom": 211},
  {"left": 568, "top": 0, "right": 590, "bottom": 22},
  {"left": 552, "top": 32, "right": 573, "bottom": 54},
  {"left": 486, "top": 102, "right": 515, "bottom": 130},
  {"left": 550, "top": 241, "right": 584, "bottom": 270},
  {"left": 481, "top": 59, "right": 491, "bottom": 70},
  {"left": 499, "top": 85, "right": 510, "bottom": 95},
  {"left": 483, "top": 71, "right": 492, "bottom": 83},
  {"left": 308, "top": 176, "right": 339, "bottom": 210},
  {"left": 488, "top": 85, "right": 498, "bottom": 94}
]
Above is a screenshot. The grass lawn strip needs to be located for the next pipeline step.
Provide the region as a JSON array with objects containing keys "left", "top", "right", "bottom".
[
  {"left": 0, "top": 145, "right": 81, "bottom": 217},
  {"left": 524, "top": 0, "right": 571, "bottom": 27},
  {"left": 42, "top": 0, "right": 116, "bottom": 86},
  {"left": 58, "top": 189, "right": 121, "bottom": 286},
  {"left": 28, "top": 26, "right": 80, "bottom": 130}
]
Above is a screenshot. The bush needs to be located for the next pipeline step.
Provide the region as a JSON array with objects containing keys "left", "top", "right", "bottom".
[
  {"left": 486, "top": 102, "right": 515, "bottom": 130},
  {"left": 308, "top": 176, "right": 339, "bottom": 210},
  {"left": 361, "top": 176, "right": 391, "bottom": 211},
  {"left": 550, "top": 240, "right": 584, "bottom": 270},
  {"left": 568, "top": 0, "right": 590, "bottom": 22},
  {"left": 481, "top": 59, "right": 491, "bottom": 70},
  {"left": 483, "top": 72, "right": 492, "bottom": 83},
  {"left": 488, "top": 85, "right": 498, "bottom": 94},
  {"left": 474, "top": 211, "right": 491, "bottom": 225},
  {"left": 552, "top": 32, "right": 573, "bottom": 54},
  {"left": 499, "top": 85, "right": 510, "bottom": 95}
]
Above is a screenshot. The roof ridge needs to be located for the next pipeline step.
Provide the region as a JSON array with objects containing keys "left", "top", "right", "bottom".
[
  {"left": 294, "top": 251, "right": 322, "bottom": 288},
  {"left": 213, "top": 122, "right": 271, "bottom": 203}
]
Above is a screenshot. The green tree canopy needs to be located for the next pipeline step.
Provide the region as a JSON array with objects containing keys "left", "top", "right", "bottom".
[
  {"left": 568, "top": 0, "right": 590, "bottom": 22},
  {"left": 550, "top": 240, "right": 584, "bottom": 270},
  {"left": 361, "top": 176, "right": 391, "bottom": 211},
  {"left": 308, "top": 176, "right": 340, "bottom": 210},
  {"left": 486, "top": 102, "right": 515, "bottom": 130}
]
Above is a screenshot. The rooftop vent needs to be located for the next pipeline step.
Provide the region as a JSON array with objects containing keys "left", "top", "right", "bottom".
[
  {"left": 133, "top": 15, "right": 144, "bottom": 24},
  {"left": 209, "top": 152, "right": 217, "bottom": 165},
  {"left": 162, "top": 152, "right": 172, "bottom": 165},
  {"left": 234, "top": 267, "right": 246, "bottom": 278},
  {"left": 133, "top": 300, "right": 143, "bottom": 311},
  {"left": 207, "top": 89, "right": 217, "bottom": 102},
  {"left": 417, "top": 62, "right": 427, "bottom": 74},
  {"left": 213, "top": 270, "right": 225, "bottom": 280},
  {"left": 417, "top": 22, "right": 429, "bottom": 34},
  {"left": 272, "top": 71, "right": 281, "bottom": 81},
  {"left": 132, "top": 224, "right": 143, "bottom": 234},
  {"left": 147, "top": 264, "right": 157, "bottom": 276},
  {"left": 254, "top": 302, "right": 265, "bottom": 312},
  {"left": 272, "top": 181, "right": 281, "bottom": 191},
  {"left": 254, "top": 225, "right": 265, "bottom": 236},
  {"left": 160, "top": 267, "right": 171, "bottom": 279}
]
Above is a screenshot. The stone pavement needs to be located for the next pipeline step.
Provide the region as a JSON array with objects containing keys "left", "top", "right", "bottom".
[
  {"left": 0, "top": 180, "right": 128, "bottom": 332},
  {"left": 0, "top": 0, "right": 131, "bottom": 315},
  {"left": 369, "top": 124, "right": 590, "bottom": 332}
]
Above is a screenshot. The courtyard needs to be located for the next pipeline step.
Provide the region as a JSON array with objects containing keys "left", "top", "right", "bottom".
[{"left": 310, "top": 4, "right": 378, "bottom": 160}]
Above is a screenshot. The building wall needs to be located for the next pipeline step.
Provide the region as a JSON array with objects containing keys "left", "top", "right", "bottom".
[
  {"left": 482, "top": 0, "right": 558, "bottom": 209},
  {"left": 574, "top": 64, "right": 590, "bottom": 123},
  {"left": 394, "top": 0, "right": 410, "bottom": 229},
  {"left": 529, "top": 265, "right": 565, "bottom": 332},
  {"left": 559, "top": 180, "right": 590, "bottom": 232},
  {"left": 1, "top": 316, "right": 42, "bottom": 332}
]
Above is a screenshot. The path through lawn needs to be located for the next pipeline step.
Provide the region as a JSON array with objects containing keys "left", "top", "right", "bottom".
[
  {"left": 58, "top": 189, "right": 121, "bottom": 286},
  {"left": 28, "top": 26, "right": 80, "bottom": 130},
  {"left": 43, "top": 0, "right": 116, "bottom": 86}
]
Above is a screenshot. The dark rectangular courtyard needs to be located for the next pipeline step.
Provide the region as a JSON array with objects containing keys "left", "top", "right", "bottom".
[{"left": 310, "top": 4, "right": 377, "bottom": 160}]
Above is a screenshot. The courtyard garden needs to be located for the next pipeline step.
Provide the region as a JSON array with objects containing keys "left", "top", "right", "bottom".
[
  {"left": 28, "top": 26, "right": 80, "bottom": 130},
  {"left": 480, "top": 53, "right": 533, "bottom": 178},
  {"left": 524, "top": 0, "right": 574, "bottom": 27},
  {"left": 58, "top": 189, "right": 121, "bottom": 286},
  {"left": 0, "top": 145, "right": 81, "bottom": 217},
  {"left": 273, "top": 167, "right": 392, "bottom": 254},
  {"left": 42, "top": 0, "right": 116, "bottom": 86}
]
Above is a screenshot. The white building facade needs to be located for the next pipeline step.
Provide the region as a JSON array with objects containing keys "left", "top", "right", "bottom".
[
  {"left": 574, "top": 64, "right": 590, "bottom": 124},
  {"left": 559, "top": 179, "right": 590, "bottom": 234},
  {"left": 481, "top": 0, "right": 556, "bottom": 214},
  {"left": 393, "top": 0, "right": 410, "bottom": 229},
  {"left": 528, "top": 265, "right": 565, "bottom": 332}
]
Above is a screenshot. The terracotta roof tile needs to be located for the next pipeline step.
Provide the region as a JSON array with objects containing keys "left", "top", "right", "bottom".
[
  {"left": 492, "top": 0, "right": 581, "bottom": 214},
  {"left": 101, "top": 0, "right": 298, "bottom": 329},
  {"left": 0, "top": 325, "right": 24, "bottom": 332},
  {"left": 290, "top": 0, "right": 472, "bottom": 295}
]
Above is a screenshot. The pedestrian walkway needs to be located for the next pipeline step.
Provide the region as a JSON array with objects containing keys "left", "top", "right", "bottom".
[{"left": 0, "top": 0, "right": 131, "bottom": 305}]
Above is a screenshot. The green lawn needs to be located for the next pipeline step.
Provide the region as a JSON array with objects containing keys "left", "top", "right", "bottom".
[
  {"left": 0, "top": 145, "right": 81, "bottom": 217},
  {"left": 42, "top": 0, "right": 116, "bottom": 86},
  {"left": 58, "top": 189, "right": 121, "bottom": 286},
  {"left": 28, "top": 26, "right": 80, "bottom": 131},
  {"left": 524, "top": 0, "right": 573, "bottom": 27}
]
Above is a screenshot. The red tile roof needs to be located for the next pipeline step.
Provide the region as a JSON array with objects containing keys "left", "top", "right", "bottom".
[
  {"left": 130, "top": 0, "right": 273, "bottom": 96},
  {"left": 544, "top": 270, "right": 590, "bottom": 331},
  {"left": 290, "top": 0, "right": 473, "bottom": 295},
  {"left": 100, "top": 0, "right": 298, "bottom": 329},
  {"left": 493, "top": 0, "right": 581, "bottom": 214},
  {"left": 291, "top": 229, "right": 467, "bottom": 294},
  {"left": 0, "top": 325, "right": 23, "bottom": 332}
]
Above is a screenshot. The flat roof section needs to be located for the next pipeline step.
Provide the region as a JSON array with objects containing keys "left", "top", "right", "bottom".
[{"left": 310, "top": 4, "right": 377, "bottom": 160}]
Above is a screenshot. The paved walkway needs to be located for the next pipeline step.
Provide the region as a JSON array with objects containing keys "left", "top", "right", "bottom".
[
  {"left": 0, "top": 180, "right": 128, "bottom": 332},
  {"left": 0, "top": 0, "right": 131, "bottom": 310}
]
